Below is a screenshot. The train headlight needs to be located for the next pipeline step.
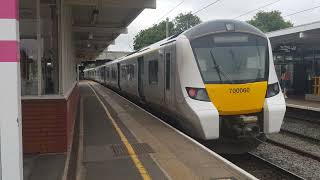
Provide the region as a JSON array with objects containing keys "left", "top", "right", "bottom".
[
  {"left": 266, "top": 83, "right": 280, "bottom": 98},
  {"left": 186, "top": 87, "right": 210, "bottom": 101}
]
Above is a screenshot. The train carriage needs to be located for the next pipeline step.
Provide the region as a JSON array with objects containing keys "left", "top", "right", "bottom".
[{"left": 85, "top": 20, "right": 286, "bottom": 152}]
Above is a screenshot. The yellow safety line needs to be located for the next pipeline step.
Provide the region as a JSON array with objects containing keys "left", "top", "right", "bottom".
[{"left": 88, "top": 83, "right": 151, "bottom": 180}]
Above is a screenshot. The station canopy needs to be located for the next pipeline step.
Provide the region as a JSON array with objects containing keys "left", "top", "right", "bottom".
[
  {"left": 267, "top": 21, "right": 320, "bottom": 51},
  {"left": 68, "top": 0, "right": 156, "bottom": 61}
]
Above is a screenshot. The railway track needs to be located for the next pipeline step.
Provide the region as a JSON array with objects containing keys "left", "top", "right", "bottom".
[
  {"left": 265, "top": 136, "right": 320, "bottom": 162},
  {"left": 280, "top": 128, "right": 320, "bottom": 144},
  {"left": 285, "top": 115, "right": 320, "bottom": 126},
  {"left": 285, "top": 107, "right": 320, "bottom": 125},
  {"left": 240, "top": 107, "right": 320, "bottom": 180},
  {"left": 275, "top": 107, "right": 320, "bottom": 161},
  {"left": 222, "top": 152, "right": 304, "bottom": 180},
  {"left": 282, "top": 116, "right": 320, "bottom": 141},
  {"left": 281, "top": 107, "right": 320, "bottom": 145},
  {"left": 252, "top": 137, "right": 320, "bottom": 179}
]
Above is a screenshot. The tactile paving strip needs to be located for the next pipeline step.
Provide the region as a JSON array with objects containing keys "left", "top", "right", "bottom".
[{"left": 110, "top": 143, "right": 155, "bottom": 157}]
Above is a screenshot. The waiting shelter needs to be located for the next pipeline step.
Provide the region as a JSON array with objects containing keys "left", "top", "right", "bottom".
[{"left": 267, "top": 21, "right": 320, "bottom": 101}]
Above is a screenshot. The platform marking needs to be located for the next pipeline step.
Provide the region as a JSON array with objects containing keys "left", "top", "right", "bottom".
[
  {"left": 88, "top": 84, "right": 151, "bottom": 180},
  {"left": 76, "top": 97, "right": 85, "bottom": 180}
]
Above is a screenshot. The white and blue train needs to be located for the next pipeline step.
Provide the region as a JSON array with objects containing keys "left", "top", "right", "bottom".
[{"left": 84, "top": 20, "right": 286, "bottom": 148}]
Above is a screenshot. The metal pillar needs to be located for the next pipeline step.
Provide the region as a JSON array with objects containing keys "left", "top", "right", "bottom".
[
  {"left": 166, "top": 18, "right": 169, "bottom": 38},
  {"left": 0, "top": 0, "right": 23, "bottom": 180},
  {"left": 37, "top": 0, "right": 42, "bottom": 96}
]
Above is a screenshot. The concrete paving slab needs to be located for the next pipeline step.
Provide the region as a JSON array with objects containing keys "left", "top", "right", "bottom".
[
  {"left": 23, "top": 154, "right": 66, "bottom": 180},
  {"left": 85, "top": 160, "right": 141, "bottom": 180}
]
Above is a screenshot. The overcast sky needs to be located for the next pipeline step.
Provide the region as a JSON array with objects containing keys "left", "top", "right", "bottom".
[{"left": 107, "top": 0, "right": 320, "bottom": 52}]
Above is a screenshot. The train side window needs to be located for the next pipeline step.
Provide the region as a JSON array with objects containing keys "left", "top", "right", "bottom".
[
  {"left": 111, "top": 68, "right": 116, "bottom": 80},
  {"left": 100, "top": 68, "right": 104, "bottom": 80},
  {"left": 148, "top": 60, "right": 158, "bottom": 85},
  {"left": 111, "top": 68, "right": 113, "bottom": 80},
  {"left": 108, "top": 68, "right": 110, "bottom": 80},
  {"left": 106, "top": 68, "right": 110, "bottom": 80},
  {"left": 121, "top": 65, "right": 127, "bottom": 79},
  {"left": 165, "top": 53, "right": 171, "bottom": 90},
  {"left": 128, "top": 64, "right": 135, "bottom": 80},
  {"left": 132, "top": 65, "right": 135, "bottom": 78}
]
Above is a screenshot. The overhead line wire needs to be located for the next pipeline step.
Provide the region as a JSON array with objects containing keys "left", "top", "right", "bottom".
[
  {"left": 233, "top": 0, "right": 281, "bottom": 19},
  {"left": 155, "top": 1, "right": 185, "bottom": 24},
  {"left": 192, "top": 0, "right": 222, "bottom": 15},
  {"left": 283, "top": 5, "right": 320, "bottom": 17}
]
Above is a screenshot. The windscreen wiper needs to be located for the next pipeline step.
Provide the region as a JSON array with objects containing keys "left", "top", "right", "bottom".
[
  {"left": 255, "top": 40, "right": 264, "bottom": 80},
  {"left": 210, "top": 49, "right": 223, "bottom": 83},
  {"left": 210, "top": 49, "right": 234, "bottom": 84}
]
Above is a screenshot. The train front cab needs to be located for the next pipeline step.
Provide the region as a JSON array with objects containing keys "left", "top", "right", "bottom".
[{"left": 176, "top": 27, "right": 286, "bottom": 141}]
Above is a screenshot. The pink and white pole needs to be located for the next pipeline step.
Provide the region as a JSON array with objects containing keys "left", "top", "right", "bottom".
[{"left": 0, "top": 0, "right": 23, "bottom": 180}]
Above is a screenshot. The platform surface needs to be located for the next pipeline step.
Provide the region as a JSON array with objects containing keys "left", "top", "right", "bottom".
[
  {"left": 23, "top": 154, "right": 66, "bottom": 180},
  {"left": 78, "top": 81, "right": 256, "bottom": 180}
]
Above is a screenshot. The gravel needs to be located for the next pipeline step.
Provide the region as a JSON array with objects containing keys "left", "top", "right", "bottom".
[
  {"left": 282, "top": 118, "right": 320, "bottom": 140},
  {"left": 251, "top": 142, "right": 320, "bottom": 180},
  {"left": 268, "top": 132, "right": 320, "bottom": 158}
]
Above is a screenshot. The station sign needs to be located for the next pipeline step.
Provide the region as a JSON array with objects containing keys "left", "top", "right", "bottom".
[{"left": 278, "top": 45, "right": 297, "bottom": 53}]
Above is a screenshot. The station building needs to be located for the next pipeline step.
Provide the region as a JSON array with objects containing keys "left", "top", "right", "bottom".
[
  {"left": 19, "top": 0, "right": 155, "bottom": 153},
  {"left": 0, "top": 0, "right": 156, "bottom": 179},
  {"left": 19, "top": 0, "right": 155, "bottom": 154},
  {"left": 267, "top": 21, "right": 320, "bottom": 101}
]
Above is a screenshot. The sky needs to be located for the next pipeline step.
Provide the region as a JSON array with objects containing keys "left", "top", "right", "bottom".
[{"left": 107, "top": 0, "right": 320, "bottom": 52}]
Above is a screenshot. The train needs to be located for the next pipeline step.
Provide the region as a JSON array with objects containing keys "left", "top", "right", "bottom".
[{"left": 84, "top": 20, "right": 286, "bottom": 152}]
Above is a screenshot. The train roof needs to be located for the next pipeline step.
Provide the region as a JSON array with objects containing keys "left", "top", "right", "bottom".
[
  {"left": 96, "top": 19, "right": 267, "bottom": 68},
  {"left": 184, "top": 19, "right": 266, "bottom": 40}
]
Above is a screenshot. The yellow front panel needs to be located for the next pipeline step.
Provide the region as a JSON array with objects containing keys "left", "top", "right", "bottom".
[{"left": 205, "top": 82, "right": 268, "bottom": 115}]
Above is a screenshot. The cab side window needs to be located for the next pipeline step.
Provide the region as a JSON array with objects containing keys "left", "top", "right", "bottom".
[{"left": 148, "top": 60, "right": 158, "bottom": 85}]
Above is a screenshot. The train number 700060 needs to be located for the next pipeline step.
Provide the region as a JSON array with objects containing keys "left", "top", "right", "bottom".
[{"left": 229, "top": 88, "right": 250, "bottom": 94}]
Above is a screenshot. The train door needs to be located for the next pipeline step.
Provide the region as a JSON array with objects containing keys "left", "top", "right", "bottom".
[
  {"left": 117, "top": 63, "right": 121, "bottom": 90},
  {"left": 138, "top": 57, "right": 145, "bottom": 99},
  {"left": 164, "top": 45, "right": 175, "bottom": 106}
]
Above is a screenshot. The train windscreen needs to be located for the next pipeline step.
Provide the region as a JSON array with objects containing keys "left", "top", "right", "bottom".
[{"left": 191, "top": 32, "right": 269, "bottom": 84}]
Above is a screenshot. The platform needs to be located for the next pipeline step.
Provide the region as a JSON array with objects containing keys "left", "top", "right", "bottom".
[
  {"left": 286, "top": 97, "right": 320, "bottom": 112},
  {"left": 77, "top": 81, "right": 256, "bottom": 180}
]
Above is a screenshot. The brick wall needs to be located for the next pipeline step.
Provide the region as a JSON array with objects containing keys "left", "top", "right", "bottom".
[{"left": 22, "top": 84, "right": 79, "bottom": 154}]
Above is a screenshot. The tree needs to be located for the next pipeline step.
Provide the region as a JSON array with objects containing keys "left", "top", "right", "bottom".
[
  {"left": 247, "top": 11, "right": 293, "bottom": 32},
  {"left": 133, "top": 12, "right": 201, "bottom": 50},
  {"left": 173, "top": 12, "right": 201, "bottom": 34},
  {"left": 133, "top": 20, "right": 174, "bottom": 50}
]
